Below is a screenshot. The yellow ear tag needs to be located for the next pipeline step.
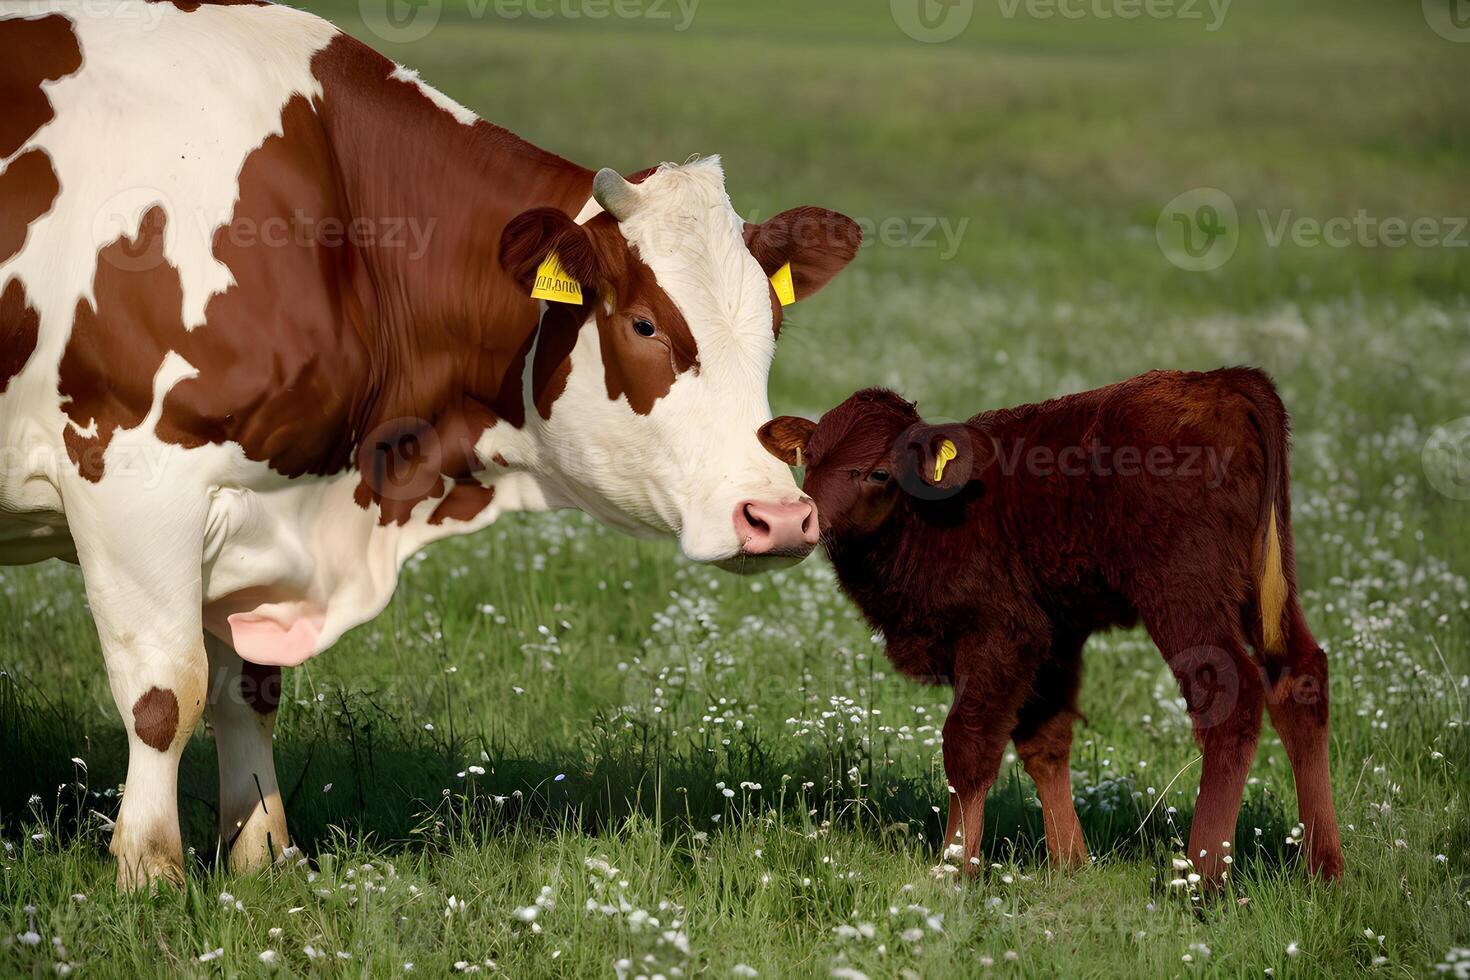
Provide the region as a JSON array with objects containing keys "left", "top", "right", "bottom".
[
  {"left": 770, "top": 262, "right": 797, "bottom": 307},
  {"left": 530, "top": 251, "right": 583, "bottom": 305},
  {"left": 934, "top": 438, "right": 958, "bottom": 482}
]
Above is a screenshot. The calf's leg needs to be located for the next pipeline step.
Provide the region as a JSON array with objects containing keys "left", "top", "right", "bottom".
[
  {"left": 942, "top": 714, "right": 1009, "bottom": 876},
  {"left": 1013, "top": 638, "right": 1088, "bottom": 868},
  {"left": 206, "top": 633, "right": 290, "bottom": 871},
  {"left": 1263, "top": 619, "right": 1343, "bottom": 879},
  {"left": 1144, "top": 604, "right": 1264, "bottom": 886},
  {"left": 1015, "top": 708, "right": 1088, "bottom": 868},
  {"left": 942, "top": 648, "right": 1037, "bottom": 875}
]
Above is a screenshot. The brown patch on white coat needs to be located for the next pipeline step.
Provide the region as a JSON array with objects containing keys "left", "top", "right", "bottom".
[{"left": 132, "top": 686, "right": 180, "bottom": 752}]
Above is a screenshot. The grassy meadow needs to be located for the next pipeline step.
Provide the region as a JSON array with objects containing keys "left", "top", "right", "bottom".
[{"left": 3, "top": 0, "right": 1469, "bottom": 975}]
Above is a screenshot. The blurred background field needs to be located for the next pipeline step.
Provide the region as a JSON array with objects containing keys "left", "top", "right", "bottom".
[{"left": 2, "top": 0, "right": 1468, "bottom": 975}]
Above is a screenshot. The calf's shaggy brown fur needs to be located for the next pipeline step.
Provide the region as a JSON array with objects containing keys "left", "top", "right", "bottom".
[{"left": 760, "top": 368, "right": 1342, "bottom": 883}]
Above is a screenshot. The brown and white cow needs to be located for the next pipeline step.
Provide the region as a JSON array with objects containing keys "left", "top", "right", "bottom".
[{"left": 0, "top": 0, "right": 860, "bottom": 887}]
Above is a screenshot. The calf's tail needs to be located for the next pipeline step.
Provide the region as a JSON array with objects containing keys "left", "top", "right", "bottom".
[
  {"left": 1257, "top": 468, "right": 1288, "bottom": 657},
  {"left": 1237, "top": 370, "right": 1305, "bottom": 687}
]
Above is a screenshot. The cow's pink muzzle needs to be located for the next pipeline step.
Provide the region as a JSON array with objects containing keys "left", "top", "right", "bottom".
[{"left": 733, "top": 498, "right": 819, "bottom": 558}]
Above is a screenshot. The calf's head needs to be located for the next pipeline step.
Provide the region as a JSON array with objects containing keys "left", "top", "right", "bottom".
[
  {"left": 759, "top": 389, "right": 992, "bottom": 539},
  {"left": 499, "top": 158, "right": 860, "bottom": 569}
]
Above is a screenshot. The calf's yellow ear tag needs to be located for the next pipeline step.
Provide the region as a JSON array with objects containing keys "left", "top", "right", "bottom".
[
  {"left": 934, "top": 438, "right": 958, "bottom": 482},
  {"left": 770, "top": 262, "right": 797, "bottom": 307},
  {"left": 531, "top": 251, "right": 583, "bottom": 305}
]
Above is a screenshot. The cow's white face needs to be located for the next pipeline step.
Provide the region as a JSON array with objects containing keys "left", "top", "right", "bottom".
[{"left": 497, "top": 158, "right": 861, "bottom": 570}]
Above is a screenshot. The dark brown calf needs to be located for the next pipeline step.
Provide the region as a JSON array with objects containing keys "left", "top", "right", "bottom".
[{"left": 760, "top": 368, "right": 1343, "bottom": 884}]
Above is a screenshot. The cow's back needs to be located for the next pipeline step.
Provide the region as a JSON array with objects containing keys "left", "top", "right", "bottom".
[{"left": 0, "top": 0, "right": 341, "bottom": 551}]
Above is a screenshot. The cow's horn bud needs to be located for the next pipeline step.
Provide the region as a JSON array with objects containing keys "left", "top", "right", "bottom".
[{"left": 592, "top": 168, "right": 641, "bottom": 221}]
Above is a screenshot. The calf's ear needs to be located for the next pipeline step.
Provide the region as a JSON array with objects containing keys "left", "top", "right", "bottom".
[
  {"left": 758, "top": 416, "right": 818, "bottom": 467},
  {"left": 744, "top": 207, "right": 862, "bottom": 302},
  {"left": 901, "top": 423, "right": 994, "bottom": 495},
  {"left": 499, "top": 207, "right": 606, "bottom": 296}
]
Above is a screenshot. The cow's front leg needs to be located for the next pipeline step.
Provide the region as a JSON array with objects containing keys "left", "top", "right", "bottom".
[
  {"left": 85, "top": 579, "right": 207, "bottom": 888},
  {"left": 105, "top": 639, "right": 207, "bottom": 890},
  {"left": 205, "top": 633, "right": 290, "bottom": 872},
  {"left": 70, "top": 481, "right": 210, "bottom": 890}
]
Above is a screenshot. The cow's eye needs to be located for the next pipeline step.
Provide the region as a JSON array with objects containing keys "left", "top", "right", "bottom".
[
  {"left": 633, "top": 318, "right": 657, "bottom": 338},
  {"left": 868, "top": 469, "right": 890, "bottom": 483}
]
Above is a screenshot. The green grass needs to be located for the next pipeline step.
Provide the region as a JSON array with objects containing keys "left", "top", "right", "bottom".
[{"left": 3, "top": 0, "right": 1469, "bottom": 975}]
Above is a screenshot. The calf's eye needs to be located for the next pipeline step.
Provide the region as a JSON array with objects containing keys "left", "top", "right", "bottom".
[
  {"left": 633, "top": 319, "right": 657, "bottom": 338},
  {"left": 869, "top": 469, "right": 890, "bottom": 483}
]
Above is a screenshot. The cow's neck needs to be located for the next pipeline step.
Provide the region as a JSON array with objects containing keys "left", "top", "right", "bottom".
[{"left": 310, "top": 37, "right": 596, "bottom": 524}]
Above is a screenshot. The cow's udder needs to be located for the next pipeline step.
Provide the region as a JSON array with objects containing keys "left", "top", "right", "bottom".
[{"left": 224, "top": 611, "right": 325, "bottom": 666}]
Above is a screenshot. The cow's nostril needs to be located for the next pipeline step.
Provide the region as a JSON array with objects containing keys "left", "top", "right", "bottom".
[{"left": 743, "top": 503, "right": 770, "bottom": 534}]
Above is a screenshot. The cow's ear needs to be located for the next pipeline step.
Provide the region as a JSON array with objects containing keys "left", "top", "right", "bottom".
[
  {"left": 758, "top": 416, "right": 818, "bottom": 467},
  {"left": 499, "top": 207, "right": 605, "bottom": 295},
  {"left": 901, "top": 423, "right": 993, "bottom": 493},
  {"left": 744, "top": 207, "right": 862, "bottom": 302}
]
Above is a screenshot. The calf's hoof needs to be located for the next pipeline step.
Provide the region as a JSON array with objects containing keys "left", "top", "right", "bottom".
[
  {"left": 1050, "top": 843, "right": 1090, "bottom": 870},
  {"left": 930, "top": 843, "right": 979, "bottom": 880},
  {"left": 1307, "top": 848, "right": 1345, "bottom": 881}
]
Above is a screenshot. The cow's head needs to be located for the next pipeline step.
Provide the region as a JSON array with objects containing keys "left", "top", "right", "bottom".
[{"left": 498, "top": 158, "right": 860, "bottom": 571}]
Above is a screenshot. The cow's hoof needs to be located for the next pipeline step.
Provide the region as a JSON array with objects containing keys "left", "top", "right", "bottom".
[
  {"left": 114, "top": 854, "right": 185, "bottom": 892},
  {"left": 227, "top": 828, "right": 292, "bottom": 875},
  {"left": 223, "top": 802, "right": 290, "bottom": 874},
  {"left": 111, "top": 831, "right": 186, "bottom": 892}
]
